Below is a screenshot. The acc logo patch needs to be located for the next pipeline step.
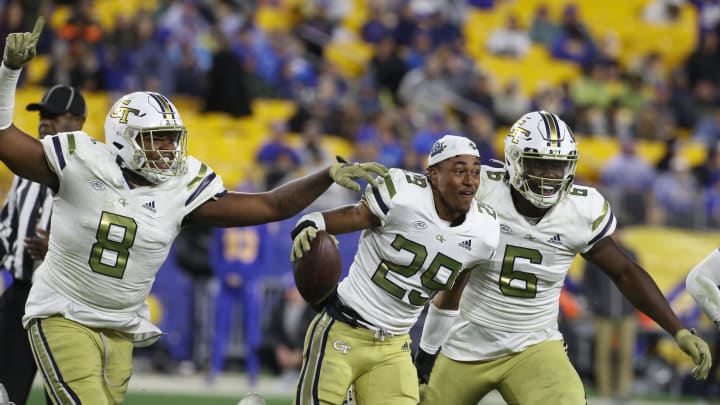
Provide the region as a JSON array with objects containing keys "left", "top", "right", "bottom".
[
  {"left": 90, "top": 180, "right": 105, "bottom": 190},
  {"left": 413, "top": 220, "right": 427, "bottom": 230}
]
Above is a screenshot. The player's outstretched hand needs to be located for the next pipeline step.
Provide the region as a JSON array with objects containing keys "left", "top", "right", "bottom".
[
  {"left": 329, "top": 156, "right": 387, "bottom": 192},
  {"left": 675, "top": 329, "right": 712, "bottom": 380},
  {"left": 3, "top": 16, "right": 44, "bottom": 69}
]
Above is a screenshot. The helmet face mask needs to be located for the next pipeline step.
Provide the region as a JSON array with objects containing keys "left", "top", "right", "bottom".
[
  {"left": 132, "top": 127, "right": 188, "bottom": 177},
  {"left": 505, "top": 111, "right": 578, "bottom": 209},
  {"left": 104, "top": 92, "right": 188, "bottom": 184}
]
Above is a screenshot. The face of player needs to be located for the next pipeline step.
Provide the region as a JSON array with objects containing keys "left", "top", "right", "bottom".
[
  {"left": 431, "top": 155, "right": 481, "bottom": 222},
  {"left": 38, "top": 111, "right": 84, "bottom": 138},
  {"left": 523, "top": 157, "right": 569, "bottom": 197},
  {"left": 138, "top": 129, "right": 184, "bottom": 171}
]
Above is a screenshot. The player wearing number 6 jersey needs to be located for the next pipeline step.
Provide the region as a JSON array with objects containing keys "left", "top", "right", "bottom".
[
  {"left": 0, "top": 18, "right": 388, "bottom": 405},
  {"left": 289, "top": 135, "right": 500, "bottom": 404},
  {"left": 416, "top": 111, "right": 713, "bottom": 405}
]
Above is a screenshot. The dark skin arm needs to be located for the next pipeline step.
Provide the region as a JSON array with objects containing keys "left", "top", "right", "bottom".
[
  {"left": 320, "top": 200, "right": 381, "bottom": 235},
  {"left": 186, "top": 168, "right": 336, "bottom": 227},
  {"left": 0, "top": 124, "right": 59, "bottom": 190},
  {"left": 582, "top": 235, "right": 684, "bottom": 335},
  {"left": 430, "top": 270, "right": 472, "bottom": 310}
]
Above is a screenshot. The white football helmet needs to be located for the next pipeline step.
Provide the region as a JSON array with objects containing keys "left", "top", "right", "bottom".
[
  {"left": 504, "top": 111, "right": 578, "bottom": 208},
  {"left": 104, "top": 91, "right": 188, "bottom": 184}
]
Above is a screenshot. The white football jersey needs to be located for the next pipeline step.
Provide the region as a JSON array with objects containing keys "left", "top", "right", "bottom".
[
  {"left": 23, "top": 132, "right": 225, "bottom": 346},
  {"left": 444, "top": 166, "right": 615, "bottom": 360},
  {"left": 337, "top": 168, "right": 500, "bottom": 335}
]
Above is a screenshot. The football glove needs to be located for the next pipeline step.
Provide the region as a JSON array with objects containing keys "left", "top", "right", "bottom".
[
  {"left": 290, "top": 212, "right": 337, "bottom": 262},
  {"left": 675, "top": 328, "right": 712, "bottom": 380},
  {"left": 414, "top": 348, "right": 439, "bottom": 385},
  {"left": 329, "top": 156, "right": 387, "bottom": 192},
  {"left": 3, "top": 16, "right": 43, "bottom": 70}
]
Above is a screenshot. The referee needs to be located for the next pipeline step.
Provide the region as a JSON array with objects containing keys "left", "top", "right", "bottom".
[{"left": 0, "top": 85, "right": 86, "bottom": 405}]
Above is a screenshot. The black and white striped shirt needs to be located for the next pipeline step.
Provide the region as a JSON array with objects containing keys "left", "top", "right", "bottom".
[{"left": 0, "top": 176, "right": 52, "bottom": 282}]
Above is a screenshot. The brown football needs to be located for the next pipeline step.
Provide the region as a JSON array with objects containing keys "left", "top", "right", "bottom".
[{"left": 293, "top": 230, "right": 342, "bottom": 305}]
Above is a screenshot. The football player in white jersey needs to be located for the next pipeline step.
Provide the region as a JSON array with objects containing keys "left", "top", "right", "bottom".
[
  {"left": 687, "top": 249, "right": 720, "bottom": 329},
  {"left": 686, "top": 248, "right": 720, "bottom": 398},
  {"left": 289, "top": 135, "right": 500, "bottom": 404},
  {"left": 0, "top": 19, "right": 387, "bottom": 405},
  {"left": 415, "top": 111, "right": 713, "bottom": 405}
]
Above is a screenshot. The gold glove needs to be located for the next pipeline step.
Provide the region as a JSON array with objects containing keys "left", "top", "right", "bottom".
[
  {"left": 675, "top": 328, "right": 712, "bottom": 380},
  {"left": 3, "top": 17, "right": 44, "bottom": 70},
  {"left": 329, "top": 156, "right": 388, "bottom": 192}
]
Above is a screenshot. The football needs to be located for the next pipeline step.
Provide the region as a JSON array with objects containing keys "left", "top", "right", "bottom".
[{"left": 293, "top": 230, "right": 342, "bottom": 305}]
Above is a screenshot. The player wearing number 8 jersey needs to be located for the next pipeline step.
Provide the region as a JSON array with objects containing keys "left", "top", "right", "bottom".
[
  {"left": 289, "top": 135, "right": 500, "bottom": 404},
  {"left": 0, "top": 18, "right": 388, "bottom": 405},
  {"left": 415, "top": 111, "right": 713, "bottom": 405}
]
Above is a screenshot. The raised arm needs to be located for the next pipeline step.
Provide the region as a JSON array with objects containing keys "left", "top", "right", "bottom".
[
  {"left": 0, "top": 17, "right": 58, "bottom": 189},
  {"left": 187, "top": 161, "right": 387, "bottom": 227},
  {"left": 583, "top": 236, "right": 712, "bottom": 379}
]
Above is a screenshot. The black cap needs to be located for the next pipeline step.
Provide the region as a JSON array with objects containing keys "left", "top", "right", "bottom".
[{"left": 26, "top": 85, "right": 87, "bottom": 117}]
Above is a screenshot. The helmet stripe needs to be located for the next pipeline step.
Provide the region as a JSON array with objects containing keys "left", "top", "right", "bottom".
[
  {"left": 540, "top": 111, "right": 560, "bottom": 148},
  {"left": 548, "top": 112, "right": 561, "bottom": 147},
  {"left": 147, "top": 92, "right": 176, "bottom": 121}
]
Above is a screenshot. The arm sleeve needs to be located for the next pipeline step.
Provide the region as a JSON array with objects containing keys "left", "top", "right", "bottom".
[
  {"left": 40, "top": 132, "right": 80, "bottom": 181},
  {"left": 183, "top": 160, "right": 227, "bottom": 215},
  {"left": 361, "top": 168, "right": 402, "bottom": 227},
  {"left": 419, "top": 303, "right": 459, "bottom": 354},
  {"left": 583, "top": 194, "right": 617, "bottom": 253},
  {"left": 686, "top": 249, "right": 720, "bottom": 322}
]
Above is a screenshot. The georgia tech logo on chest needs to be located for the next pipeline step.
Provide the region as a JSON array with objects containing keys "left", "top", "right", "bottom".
[
  {"left": 109, "top": 99, "right": 146, "bottom": 123},
  {"left": 333, "top": 340, "right": 352, "bottom": 354}
]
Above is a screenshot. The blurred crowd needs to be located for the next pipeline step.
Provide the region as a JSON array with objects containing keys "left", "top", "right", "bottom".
[
  {"left": 4, "top": 0, "right": 720, "bottom": 401},
  {"left": 2, "top": 0, "right": 720, "bottom": 229}
]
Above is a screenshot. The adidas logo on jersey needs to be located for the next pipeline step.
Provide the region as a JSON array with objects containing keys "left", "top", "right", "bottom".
[
  {"left": 458, "top": 239, "right": 472, "bottom": 251},
  {"left": 401, "top": 341, "right": 411, "bottom": 352},
  {"left": 142, "top": 201, "right": 157, "bottom": 213},
  {"left": 547, "top": 234, "right": 563, "bottom": 245}
]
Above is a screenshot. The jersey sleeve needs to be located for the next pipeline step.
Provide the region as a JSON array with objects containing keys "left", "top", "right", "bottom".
[
  {"left": 362, "top": 168, "right": 406, "bottom": 227},
  {"left": 573, "top": 187, "right": 617, "bottom": 253},
  {"left": 40, "top": 131, "right": 85, "bottom": 181},
  {"left": 477, "top": 166, "right": 506, "bottom": 201},
  {"left": 183, "top": 158, "right": 227, "bottom": 215}
]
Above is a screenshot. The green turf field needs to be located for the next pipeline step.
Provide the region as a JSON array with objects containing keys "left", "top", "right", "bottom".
[
  {"left": 27, "top": 389, "right": 292, "bottom": 405},
  {"left": 23, "top": 372, "right": 712, "bottom": 405},
  {"left": 25, "top": 387, "right": 711, "bottom": 405}
]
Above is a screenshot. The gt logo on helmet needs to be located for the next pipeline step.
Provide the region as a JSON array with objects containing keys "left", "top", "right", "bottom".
[{"left": 109, "top": 99, "right": 145, "bottom": 124}]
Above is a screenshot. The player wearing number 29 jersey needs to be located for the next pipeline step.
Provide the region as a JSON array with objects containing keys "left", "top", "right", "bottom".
[
  {"left": 23, "top": 131, "right": 224, "bottom": 345},
  {"left": 339, "top": 166, "right": 499, "bottom": 336},
  {"left": 289, "top": 135, "right": 499, "bottom": 405},
  {"left": 417, "top": 111, "right": 713, "bottom": 405}
]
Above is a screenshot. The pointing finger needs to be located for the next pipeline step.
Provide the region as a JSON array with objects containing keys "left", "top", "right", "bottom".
[{"left": 31, "top": 16, "right": 45, "bottom": 39}]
